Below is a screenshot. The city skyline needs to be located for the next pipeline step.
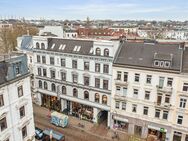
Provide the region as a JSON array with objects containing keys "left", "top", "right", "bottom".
[{"left": 0, "top": 0, "right": 188, "bottom": 21}]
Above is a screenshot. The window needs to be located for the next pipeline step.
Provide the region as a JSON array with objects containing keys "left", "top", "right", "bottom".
[
  {"left": 165, "top": 61, "right": 170, "bottom": 68},
  {"left": 30, "top": 56, "right": 32, "bottom": 63},
  {"left": 41, "top": 43, "right": 45, "bottom": 49},
  {"left": 116, "top": 86, "right": 121, "bottom": 94},
  {"left": 104, "top": 48, "right": 109, "bottom": 56},
  {"left": 132, "top": 104, "right": 137, "bottom": 113},
  {"left": 42, "top": 56, "right": 46, "bottom": 64},
  {"left": 22, "top": 126, "right": 27, "bottom": 139},
  {"left": 102, "top": 95, "right": 107, "bottom": 105},
  {"left": 163, "top": 111, "right": 168, "bottom": 120},
  {"left": 95, "top": 63, "right": 100, "bottom": 72},
  {"left": 72, "top": 74, "right": 78, "bottom": 83},
  {"left": 157, "top": 93, "right": 162, "bottom": 105},
  {"left": 179, "top": 98, "right": 187, "bottom": 108},
  {"left": 73, "top": 88, "right": 78, "bottom": 97},
  {"left": 0, "top": 95, "right": 4, "bottom": 107},
  {"left": 96, "top": 48, "right": 101, "bottom": 55},
  {"left": 15, "top": 62, "right": 21, "bottom": 75},
  {"left": 50, "top": 70, "right": 56, "bottom": 79},
  {"left": 61, "top": 59, "right": 66, "bottom": 67},
  {"left": 72, "top": 60, "right": 77, "bottom": 69},
  {"left": 123, "top": 87, "right": 127, "bottom": 96},
  {"left": 103, "top": 80, "right": 108, "bottom": 90},
  {"left": 159, "top": 77, "right": 165, "bottom": 88},
  {"left": 38, "top": 68, "right": 41, "bottom": 76},
  {"left": 51, "top": 83, "right": 56, "bottom": 92},
  {"left": 143, "top": 106, "right": 148, "bottom": 115},
  {"left": 165, "top": 94, "right": 170, "bottom": 103},
  {"left": 84, "top": 91, "right": 89, "bottom": 100},
  {"left": 95, "top": 78, "right": 100, "bottom": 88},
  {"left": 183, "top": 83, "right": 188, "bottom": 91},
  {"left": 84, "top": 62, "right": 89, "bottom": 71},
  {"left": 39, "top": 80, "right": 42, "bottom": 88},
  {"left": 36, "top": 42, "right": 39, "bottom": 49},
  {"left": 117, "top": 71, "right": 121, "bottom": 80},
  {"left": 43, "top": 68, "right": 47, "bottom": 77},
  {"left": 122, "top": 102, "right": 126, "bottom": 110},
  {"left": 61, "top": 72, "right": 66, "bottom": 81},
  {"left": 103, "top": 64, "right": 109, "bottom": 74},
  {"left": 19, "top": 106, "right": 25, "bottom": 118},
  {"left": 0, "top": 117, "right": 7, "bottom": 131},
  {"left": 146, "top": 75, "right": 152, "bottom": 84},
  {"left": 84, "top": 76, "right": 90, "bottom": 86},
  {"left": 115, "top": 101, "right": 120, "bottom": 109},
  {"left": 50, "top": 57, "right": 55, "bottom": 65},
  {"left": 37, "top": 55, "right": 40, "bottom": 63},
  {"left": 154, "top": 60, "right": 159, "bottom": 66},
  {"left": 18, "top": 86, "right": 23, "bottom": 97},
  {"left": 62, "top": 86, "right": 66, "bottom": 94},
  {"left": 155, "top": 109, "right": 160, "bottom": 118},
  {"left": 145, "top": 91, "right": 150, "bottom": 100},
  {"left": 177, "top": 115, "right": 183, "bottom": 124},
  {"left": 133, "top": 89, "right": 138, "bottom": 95},
  {"left": 134, "top": 73, "right": 140, "bottom": 82},
  {"left": 124, "top": 72, "right": 128, "bottom": 82},
  {"left": 44, "top": 81, "right": 48, "bottom": 90},
  {"left": 95, "top": 93, "right": 100, "bottom": 103},
  {"left": 167, "top": 78, "right": 173, "bottom": 87}
]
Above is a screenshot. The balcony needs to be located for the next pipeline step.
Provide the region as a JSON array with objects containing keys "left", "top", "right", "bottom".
[
  {"left": 114, "top": 94, "right": 127, "bottom": 101},
  {"left": 114, "top": 79, "right": 128, "bottom": 87},
  {"left": 154, "top": 102, "right": 171, "bottom": 109},
  {"left": 156, "top": 85, "right": 173, "bottom": 94}
]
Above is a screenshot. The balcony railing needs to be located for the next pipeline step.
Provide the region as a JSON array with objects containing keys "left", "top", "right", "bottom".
[
  {"left": 114, "top": 94, "right": 127, "bottom": 101},
  {"left": 156, "top": 85, "right": 173, "bottom": 93},
  {"left": 114, "top": 79, "right": 128, "bottom": 86},
  {"left": 154, "top": 102, "right": 171, "bottom": 108}
]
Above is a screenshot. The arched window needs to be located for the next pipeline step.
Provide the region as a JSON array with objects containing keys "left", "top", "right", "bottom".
[
  {"left": 73, "top": 88, "right": 78, "bottom": 97},
  {"left": 96, "top": 48, "right": 101, "bottom": 56},
  {"left": 62, "top": 86, "right": 66, "bottom": 94},
  {"left": 104, "top": 48, "right": 109, "bottom": 56},
  {"left": 41, "top": 43, "right": 45, "bottom": 49},
  {"left": 51, "top": 83, "right": 56, "bottom": 92},
  {"left": 36, "top": 42, "right": 40, "bottom": 49},
  {"left": 39, "top": 80, "right": 42, "bottom": 88},
  {"left": 95, "top": 93, "right": 100, "bottom": 103},
  {"left": 44, "top": 81, "right": 48, "bottom": 90},
  {"left": 102, "top": 95, "right": 107, "bottom": 105},
  {"left": 84, "top": 91, "right": 89, "bottom": 100}
]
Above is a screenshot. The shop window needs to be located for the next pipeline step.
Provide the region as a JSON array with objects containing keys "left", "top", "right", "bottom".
[
  {"left": 41, "top": 43, "right": 45, "bottom": 49},
  {"left": 0, "top": 117, "right": 7, "bottom": 132},
  {"left": 36, "top": 42, "right": 40, "bottom": 49},
  {"left": 22, "top": 126, "right": 27, "bottom": 139},
  {"left": 73, "top": 88, "right": 78, "bottom": 98},
  {"left": 114, "top": 120, "right": 128, "bottom": 132},
  {"left": 62, "top": 86, "right": 66, "bottom": 94},
  {"left": 0, "top": 95, "right": 4, "bottom": 107},
  {"left": 134, "top": 125, "right": 142, "bottom": 136},
  {"left": 102, "top": 95, "right": 107, "bottom": 105},
  {"left": 95, "top": 93, "right": 100, "bottom": 103},
  {"left": 51, "top": 83, "right": 56, "bottom": 92},
  {"left": 44, "top": 81, "right": 48, "bottom": 90},
  {"left": 104, "top": 48, "right": 109, "bottom": 56},
  {"left": 84, "top": 91, "right": 89, "bottom": 100},
  {"left": 39, "top": 80, "right": 42, "bottom": 88},
  {"left": 96, "top": 48, "right": 101, "bottom": 55},
  {"left": 18, "top": 85, "right": 23, "bottom": 97}
]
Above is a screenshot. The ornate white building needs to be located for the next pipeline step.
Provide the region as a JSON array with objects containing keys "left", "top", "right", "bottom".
[{"left": 0, "top": 53, "right": 35, "bottom": 141}]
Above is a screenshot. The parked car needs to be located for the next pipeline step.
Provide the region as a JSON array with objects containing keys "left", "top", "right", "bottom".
[
  {"left": 35, "top": 127, "right": 44, "bottom": 140},
  {"left": 42, "top": 129, "right": 65, "bottom": 141}
]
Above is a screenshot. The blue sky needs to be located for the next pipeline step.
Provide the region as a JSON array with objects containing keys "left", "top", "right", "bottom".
[{"left": 0, "top": 0, "right": 188, "bottom": 21}]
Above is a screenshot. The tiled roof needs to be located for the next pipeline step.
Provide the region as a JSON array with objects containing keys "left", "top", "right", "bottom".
[{"left": 114, "top": 42, "right": 183, "bottom": 71}]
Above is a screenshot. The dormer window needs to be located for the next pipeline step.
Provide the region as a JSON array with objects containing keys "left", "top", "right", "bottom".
[
  {"left": 41, "top": 43, "right": 45, "bottom": 49},
  {"left": 164, "top": 61, "right": 170, "bottom": 68},
  {"left": 160, "top": 61, "right": 165, "bottom": 67},
  {"left": 96, "top": 48, "right": 101, "bottom": 56},
  {"left": 154, "top": 60, "right": 159, "bottom": 66},
  {"left": 36, "top": 42, "right": 40, "bottom": 49},
  {"left": 104, "top": 48, "right": 109, "bottom": 56}
]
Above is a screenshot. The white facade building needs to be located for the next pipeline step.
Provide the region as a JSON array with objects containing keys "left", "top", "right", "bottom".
[
  {"left": 32, "top": 36, "right": 119, "bottom": 127},
  {"left": 164, "top": 30, "right": 188, "bottom": 40},
  {"left": 111, "top": 42, "right": 188, "bottom": 141},
  {"left": 0, "top": 53, "right": 35, "bottom": 141}
]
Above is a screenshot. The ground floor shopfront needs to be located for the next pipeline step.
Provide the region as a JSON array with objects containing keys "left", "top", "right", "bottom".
[
  {"left": 111, "top": 114, "right": 172, "bottom": 141},
  {"left": 61, "top": 98, "right": 110, "bottom": 127}
]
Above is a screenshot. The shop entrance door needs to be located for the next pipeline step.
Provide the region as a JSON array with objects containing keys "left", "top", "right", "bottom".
[{"left": 97, "top": 111, "right": 108, "bottom": 126}]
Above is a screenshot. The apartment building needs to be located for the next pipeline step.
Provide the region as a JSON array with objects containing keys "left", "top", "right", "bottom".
[
  {"left": 111, "top": 41, "right": 188, "bottom": 141},
  {"left": 0, "top": 53, "right": 35, "bottom": 141},
  {"left": 32, "top": 36, "right": 119, "bottom": 127}
]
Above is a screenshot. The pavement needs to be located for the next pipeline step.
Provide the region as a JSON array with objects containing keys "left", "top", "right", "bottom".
[{"left": 33, "top": 103, "right": 144, "bottom": 141}]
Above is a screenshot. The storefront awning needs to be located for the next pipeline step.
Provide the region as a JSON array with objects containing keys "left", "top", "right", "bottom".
[
  {"left": 114, "top": 116, "right": 128, "bottom": 122},
  {"left": 148, "top": 125, "right": 167, "bottom": 132}
]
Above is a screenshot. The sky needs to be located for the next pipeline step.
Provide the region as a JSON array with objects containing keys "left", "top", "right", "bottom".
[{"left": 0, "top": 0, "right": 188, "bottom": 21}]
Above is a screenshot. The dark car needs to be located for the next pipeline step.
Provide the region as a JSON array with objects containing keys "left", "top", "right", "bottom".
[{"left": 35, "top": 127, "right": 44, "bottom": 140}]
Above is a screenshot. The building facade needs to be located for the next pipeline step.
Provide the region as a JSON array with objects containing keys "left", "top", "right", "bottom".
[
  {"left": 111, "top": 42, "right": 188, "bottom": 141},
  {"left": 0, "top": 53, "right": 35, "bottom": 141},
  {"left": 32, "top": 36, "right": 119, "bottom": 127}
]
